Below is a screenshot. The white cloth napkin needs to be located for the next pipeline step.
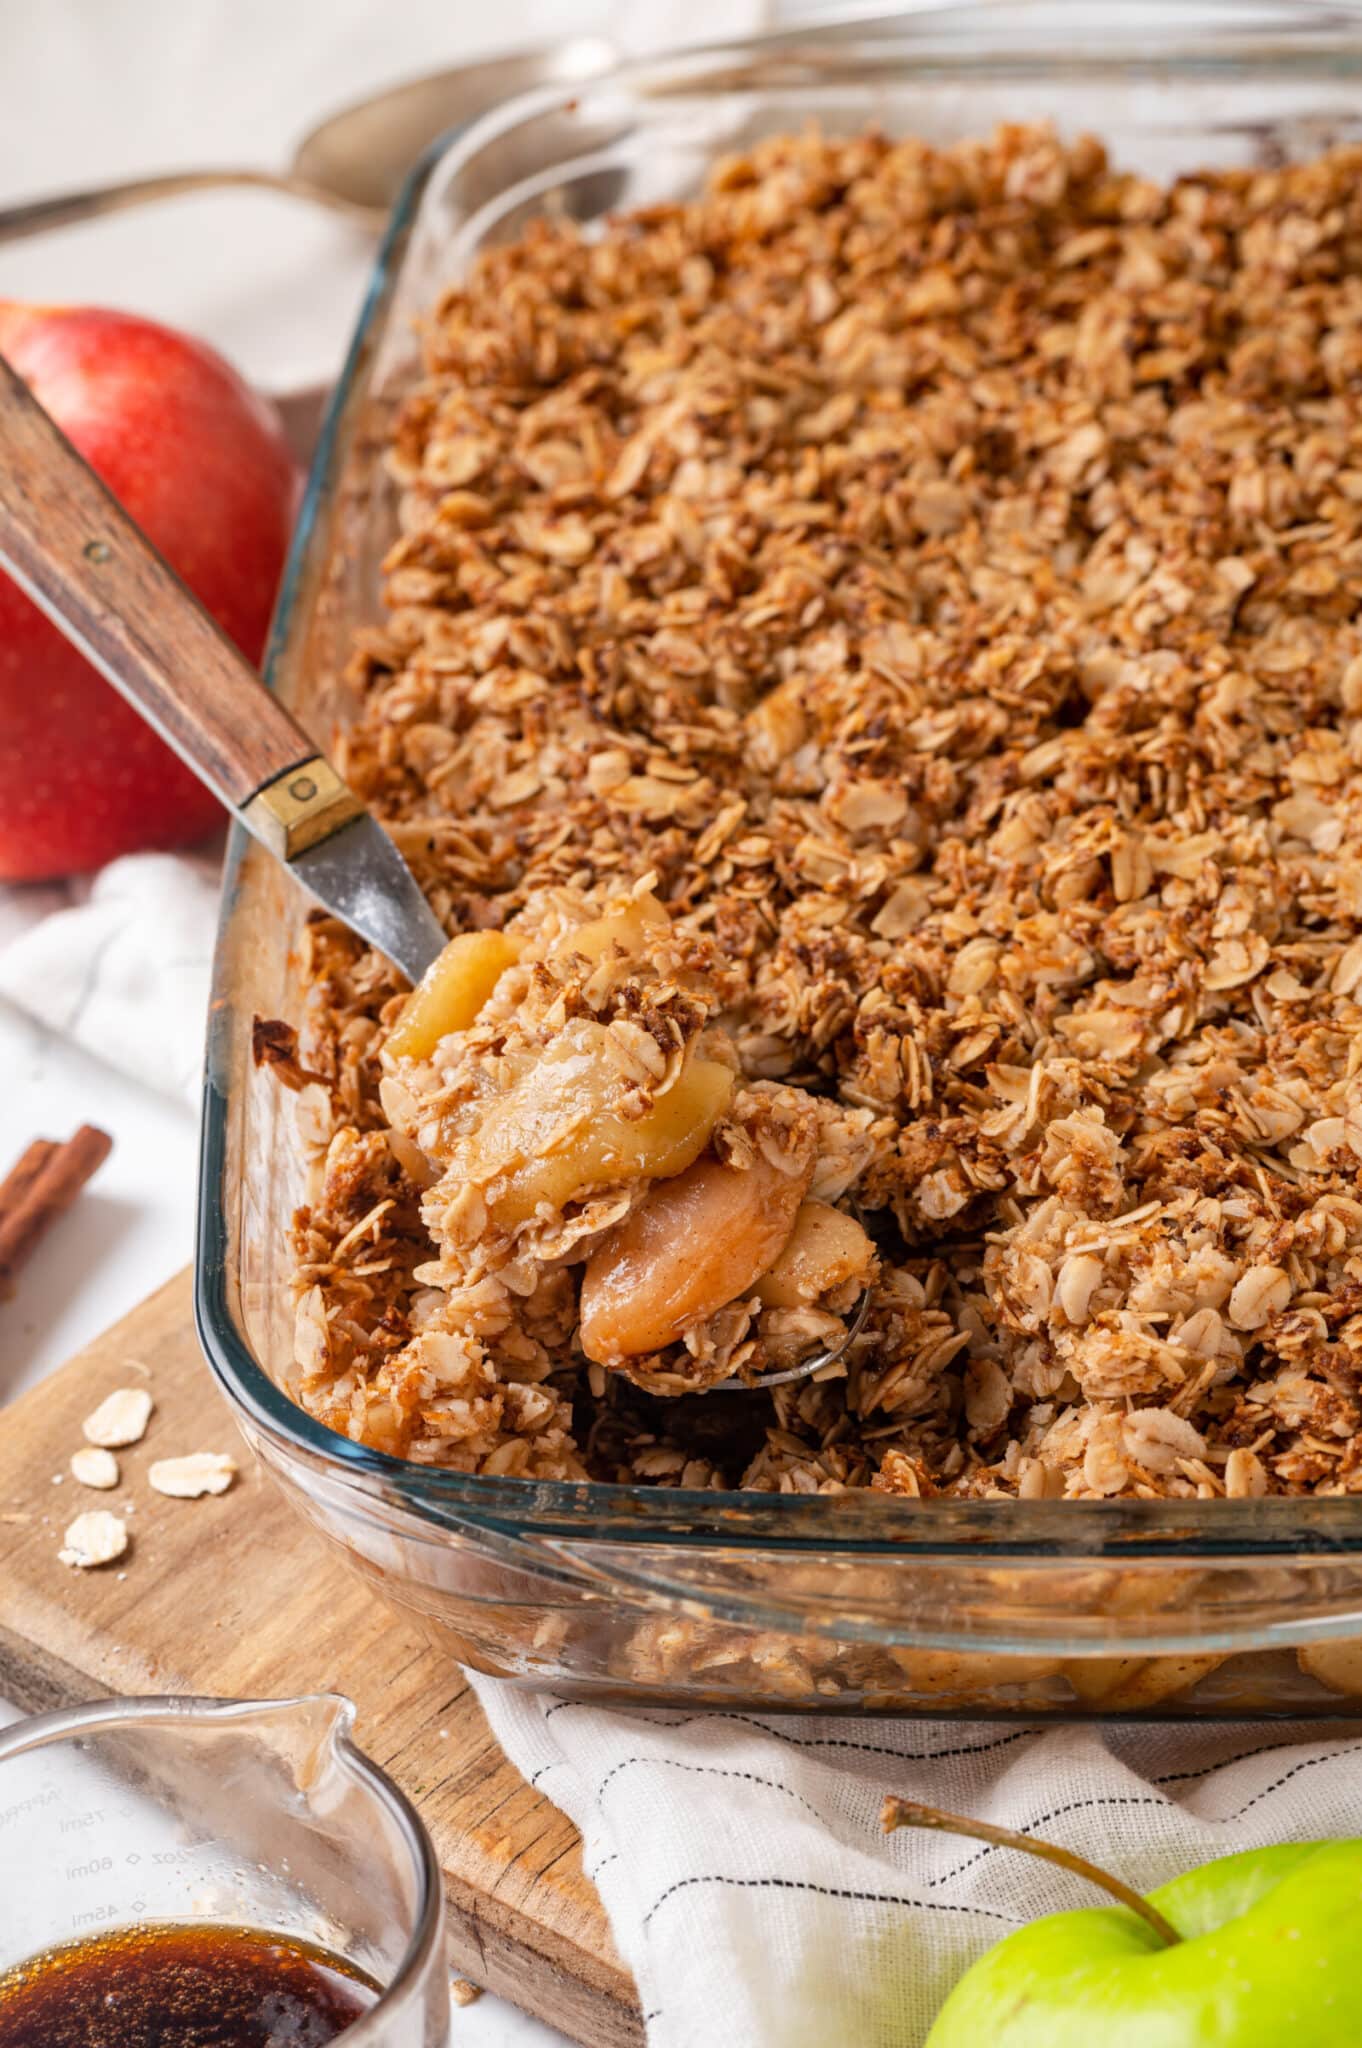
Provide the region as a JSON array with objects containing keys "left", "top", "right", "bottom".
[
  {"left": 0, "top": 852, "right": 221, "bottom": 1105},
  {"left": 468, "top": 1680, "right": 1362, "bottom": 2047}
]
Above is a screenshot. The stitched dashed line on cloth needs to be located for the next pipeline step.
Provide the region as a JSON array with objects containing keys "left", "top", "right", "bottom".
[
  {"left": 1215, "top": 1739, "right": 1362, "bottom": 1820},
  {"left": 1152, "top": 1743, "right": 1293, "bottom": 1787},
  {"left": 767, "top": 1725, "right": 1038, "bottom": 1766},
  {"left": 1152, "top": 1737, "right": 1362, "bottom": 1789},
  {"left": 540, "top": 1699, "right": 1036, "bottom": 1766},
  {"left": 534, "top": 1708, "right": 1362, "bottom": 1882},
  {"left": 542, "top": 1699, "right": 661, "bottom": 1727},
  {"left": 584, "top": 1852, "right": 621, "bottom": 1885},
  {"left": 896, "top": 1748, "right": 1362, "bottom": 1895},
  {"left": 900, "top": 1793, "right": 1171, "bottom": 1893},
  {"left": 594, "top": 1754, "right": 830, "bottom": 1827},
  {"left": 642, "top": 1872, "right": 1021, "bottom": 1934}
]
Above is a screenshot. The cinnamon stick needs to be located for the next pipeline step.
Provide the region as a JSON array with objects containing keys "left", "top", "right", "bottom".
[{"left": 0, "top": 1125, "right": 112, "bottom": 1293}]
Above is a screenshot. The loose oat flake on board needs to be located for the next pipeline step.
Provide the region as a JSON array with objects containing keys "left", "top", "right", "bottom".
[
  {"left": 59, "top": 1510, "right": 129, "bottom": 1569},
  {"left": 82, "top": 1388, "right": 152, "bottom": 1449},
  {"left": 69, "top": 1446, "right": 119, "bottom": 1490},
  {"left": 147, "top": 1453, "right": 237, "bottom": 1499}
]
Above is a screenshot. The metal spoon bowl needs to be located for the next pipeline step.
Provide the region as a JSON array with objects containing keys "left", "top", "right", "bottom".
[
  {"left": 709, "top": 1268, "right": 873, "bottom": 1393},
  {"left": 0, "top": 39, "right": 617, "bottom": 246}
]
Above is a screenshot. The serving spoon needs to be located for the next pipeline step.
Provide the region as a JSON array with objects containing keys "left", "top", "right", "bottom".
[
  {"left": 0, "top": 353, "right": 446, "bottom": 984},
  {"left": 0, "top": 39, "right": 617, "bottom": 245},
  {"left": 0, "top": 359, "right": 870, "bottom": 1394}
]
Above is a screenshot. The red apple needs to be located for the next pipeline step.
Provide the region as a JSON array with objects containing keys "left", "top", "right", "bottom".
[{"left": 0, "top": 304, "right": 299, "bottom": 879}]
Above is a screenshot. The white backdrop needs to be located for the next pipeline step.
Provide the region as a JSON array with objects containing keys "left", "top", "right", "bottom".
[{"left": 0, "top": 0, "right": 838, "bottom": 390}]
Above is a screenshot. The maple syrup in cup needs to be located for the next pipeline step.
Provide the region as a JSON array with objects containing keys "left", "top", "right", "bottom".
[
  {"left": 0, "top": 1922, "right": 376, "bottom": 2045},
  {"left": 0, "top": 1696, "right": 450, "bottom": 2047}
]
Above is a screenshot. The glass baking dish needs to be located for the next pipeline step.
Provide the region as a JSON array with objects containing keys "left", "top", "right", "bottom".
[{"left": 197, "top": 0, "right": 1362, "bottom": 1717}]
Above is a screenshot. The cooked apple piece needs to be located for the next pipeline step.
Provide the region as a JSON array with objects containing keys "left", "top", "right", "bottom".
[
  {"left": 579, "top": 1137, "right": 815, "bottom": 1363},
  {"left": 1063, "top": 1653, "right": 1225, "bottom": 1708},
  {"left": 387, "top": 930, "right": 521, "bottom": 1061},
  {"left": 549, "top": 897, "right": 669, "bottom": 974},
  {"left": 484, "top": 1043, "right": 735, "bottom": 1229},
  {"left": 755, "top": 1199, "right": 875, "bottom": 1308},
  {"left": 885, "top": 1648, "right": 1063, "bottom": 1700},
  {"left": 1298, "top": 1638, "right": 1362, "bottom": 1699}
]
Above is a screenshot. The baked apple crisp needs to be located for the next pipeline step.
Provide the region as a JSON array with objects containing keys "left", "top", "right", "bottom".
[{"left": 270, "top": 123, "right": 1362, "bottom": 1501}]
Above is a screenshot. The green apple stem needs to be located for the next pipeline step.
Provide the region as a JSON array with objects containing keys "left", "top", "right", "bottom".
[{"left": 881, "top": 1796, "right": 1182, "bottom": 1948}]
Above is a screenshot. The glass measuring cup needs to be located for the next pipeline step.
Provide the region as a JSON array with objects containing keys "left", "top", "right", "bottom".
[{"left": 0, "top": 1693, "right": 450, "bottom": 2044}]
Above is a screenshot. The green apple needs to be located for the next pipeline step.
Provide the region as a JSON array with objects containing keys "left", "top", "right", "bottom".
[{"left": 925, "top": 1839, "right": 1362, "bottom": 2046}]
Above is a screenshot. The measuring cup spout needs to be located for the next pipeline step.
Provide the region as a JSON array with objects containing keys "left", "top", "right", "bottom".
[
  {"left": 223, "top": 1690, "right": 360, "bottom": 1795},
  {"left": 0, "top": 1692, "right": 451, "bottom": 2044}
]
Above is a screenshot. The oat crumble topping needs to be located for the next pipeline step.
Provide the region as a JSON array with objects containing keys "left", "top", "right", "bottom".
[{"left": 272, "top": 124, "right": 1362, "bottom": 1503}]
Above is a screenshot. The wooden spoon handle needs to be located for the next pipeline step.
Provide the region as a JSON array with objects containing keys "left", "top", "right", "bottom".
[{"left": 0, "top": 350, "right": 339, "bottom": 828}]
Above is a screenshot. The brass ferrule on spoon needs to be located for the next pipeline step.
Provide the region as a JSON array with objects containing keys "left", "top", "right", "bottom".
[{"left": 242, "top": 757, "right": 363, "bottom": 861}]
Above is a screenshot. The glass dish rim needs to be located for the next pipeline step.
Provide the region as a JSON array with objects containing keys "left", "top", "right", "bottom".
[{"left": 195, "top": 0, "right": 1362, "bottom": 1569}]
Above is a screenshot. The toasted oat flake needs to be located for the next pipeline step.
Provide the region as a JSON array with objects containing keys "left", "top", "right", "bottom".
[
  {"left": 70, "top": 1446, "right": 120, "bottom": 1490},
  {"left": 261, "top": 122, "right": 1362, "bottom": 1508},
  {"left": 59, "top": 1510, "right": 129, "bottom": 1569},
  {"left": 451, "top": 1980, "right": 483, "bottom": 2009},
  {"left": 1227, "top": 1267, "right": 1293, "bottom": 1333},
  {"left": 148, "top": 1452, "right": 237, "bottom": 1499},
  {"left": 1224, "top": 1447, "right": 1270, "bottom": 1499},
  {"left": 82, "top": 1388, "right": 153, "bottom": 1448}
]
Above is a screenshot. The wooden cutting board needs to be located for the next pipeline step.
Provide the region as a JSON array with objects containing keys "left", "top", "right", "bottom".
[{"left": 0, "top": 1270, "right": 641, "bottom": 2046}]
